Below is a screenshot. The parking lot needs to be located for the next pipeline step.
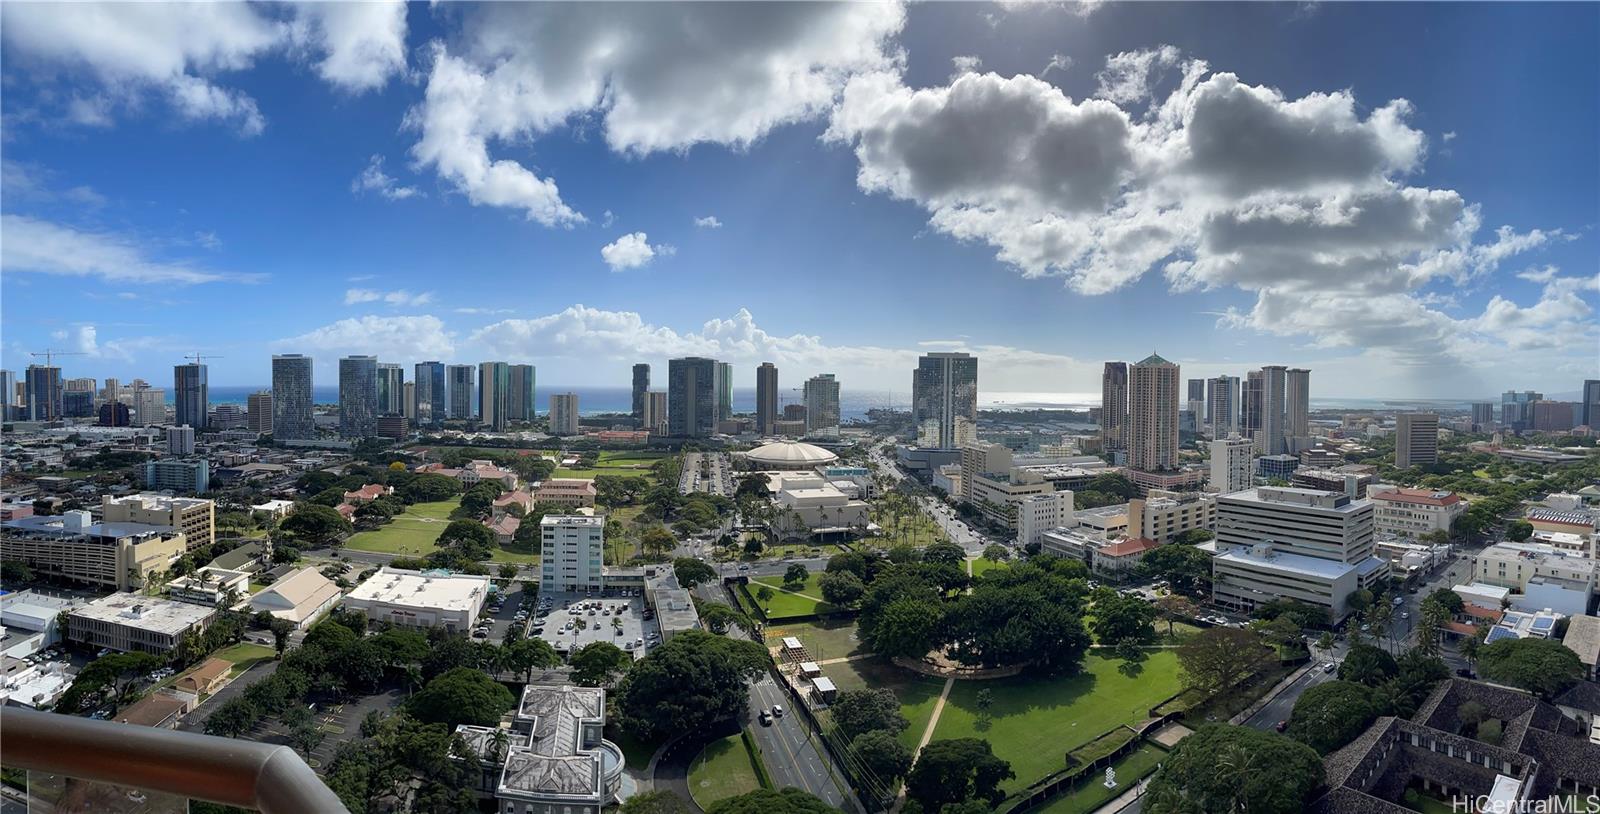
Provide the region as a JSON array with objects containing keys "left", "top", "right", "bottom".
[{"left": 527, "top": 590, "right": 665, "bottom": 660}]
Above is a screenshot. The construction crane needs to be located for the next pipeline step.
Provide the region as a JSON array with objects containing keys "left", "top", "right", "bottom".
[
  {"left": 181, "top": 352, "right": 226, "bottom": 365},
  {"left": 28, "top": 349, "right": 87, "bottom": 367}
]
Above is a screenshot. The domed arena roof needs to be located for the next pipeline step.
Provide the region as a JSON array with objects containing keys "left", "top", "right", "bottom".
[{"left": 745, "top": 440, "right": 839, "bottom": 469}]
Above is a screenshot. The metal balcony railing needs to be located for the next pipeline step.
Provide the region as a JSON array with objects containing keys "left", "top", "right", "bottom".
[{"left": 0, "top": 706, "right": 350, "bottom": 813}]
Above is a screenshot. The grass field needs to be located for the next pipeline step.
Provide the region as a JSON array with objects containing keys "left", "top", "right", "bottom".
[
  {"left": 688, "top": 732, "right": 765, "bottom": 808},
  {"left": 213, "top": 642, "right": 276, "bottom": 676},
  {"left": 343, "top": 498, "right": 537, "bottom": 564},
  {"left": 931, "top": 651, "right": 1184, "bottom": 794},
  {"left": 822, "top": 656, "right": 947, "bottom": 749},
  {"left": 555, "top": 451, "right": 668, "bottom": 481},
  {"left": 764, "top": 619, "right": 868, "bottom": 660},
  {"left": 1029, "top": 744, "right": 1168, "bottom": 814},
  {"left": 747, "top": 572, "right": 840, "bottom": 619},
  {"left": 971, "top": 557, "right": 1010, "bottom": 578}
]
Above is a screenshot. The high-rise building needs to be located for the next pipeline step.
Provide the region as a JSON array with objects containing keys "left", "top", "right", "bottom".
[
  {"left": 1243, "top": 370, "right": 1263, "bottom": 445},
  {"left": 173, "top": 363, "right": 208, "bottom": 430},
  {"left": 167, "top": 425, "right": 196, "bottom": 455},
  {"left": 65, "top": 377, "right": 96, "bottom": 395},
  {"left": 447, "top": 365, "right": 474, "bottom": 420},
  {"left": 63, "top": 390, "right": 95, "bottom": 418},
  {"left": 210, "top": 404, "right": 246, "bottom": 429},
  {"left": 402, "top": 382, "right": 416, "bottom": 423},
  {"left": 508, "top": 364, "right": 536, "bottom": 423},
  {"left": 25, "top": 365, "right": 62, "bottom": 422},
  {"left": 1470, "top": 402, "right": 1495, "bottom": 431},
  {"left": 98, "top": 402, "right": 131, "bottom": 427},
  {"left": 0, "top": 370, "right": 13, "bottom": 408},
  {"left": 668, "top": 357, "right": 719, "bottom": 438},
  {"left": 377, "top": 363, "right": 405, "bottom": 416},
  {"left": 1530, "top": 400, "right": 1576, "bottom": 432},
  {"left": 246, "top": 391, "right": 273, "bottom": 435},
  {"left": 1187, "top": 378, "right": 1205, "bottom": 421},
  {"left": 1253, "top": 365, "right": 1287, "bottom": 456},
  {"left": 549, "top": 393, "right": 580, "bottom": 436},
  {"left": 803, "top": 374, "right": 841, "bottom": 437},
  {"left": 1100, "top": 362, "right": 1128, "bottom": 451},
  {"left": 1206, "top": 375, "right": 1240, "bottom": 438},
  {"left": 271, "top": 354, "right": 314, "bottom": 441},
  {"left": 414, "top": 362, "right": 446, "bottom": 427},
  {"left": 755, "top": 362, "right": 778, "bottom": 435},
  {"left": 478, "top": 361, "right": 509, "bottom": 431},
  {"left": 131, "top": 386, "right": 166, "bottom": 428},
  {"left": 1210, "top": 436, "right": 1254, "bottom": 494},
  {"left": 642, "top": 392, "right": 668, "bottom": 435},
  {"left": 1128, "top": 353, "right": 1180, "bottom": 472},
  {"left": 101, "top": 378, "right": 120, "bottom": 405},
  {"left": 1211, "top": 486, "right": 1382, "bottom": 621},
  {"left": 1582, "top": 380, "right": 1600, "bottom": 429},
  {"left": 339, "top": 355, "right": 379, "bottom": 438},
  {"left": 1395, "top": 413, "right": 1439, "bottom": 469},
  {"left": 716, "top": 361, "right": 733, "bottom": 422},
  {"left": 144, "top": 459, "right": 210, "bottom": 495},
  {"left": 1285, "top": 368, "right": 1310, "bottom": 443},
  {"left": 913, "top": 352, "right": 979, "bottom": 449},
  {"left": 631, "top": 364, "right": 650, "bottom": 425},
  {"left": 1500, "top": 390, "right": 1542, "bottom": 432},
  {"left": 538, "top": 515, "right": 605, "bottom": 593}
]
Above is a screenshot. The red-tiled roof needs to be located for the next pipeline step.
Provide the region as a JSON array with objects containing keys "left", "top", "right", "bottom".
[
  {"left": 1463, "top": 604, "right": 1503, "bottom": 621},
  {"left": 1373, "top": 488, "right": 1462, "bottom": 507},
  {"left": 1100, "top": 537, "right": 1159, "bottom": 557}
]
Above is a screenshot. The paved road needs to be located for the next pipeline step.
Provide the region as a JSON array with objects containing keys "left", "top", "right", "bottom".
[
  {"left": 747, "top": 675, "right": 849, "bottom": 809},
  {"left": 869, "top": 447, "right": 996, "bottom": 555},
  {"left": 178, "top": 658, "right": 282, "bottom": 734},
  {"left": 1242, "top": 661, "right": 1339, "bottom": 731}
]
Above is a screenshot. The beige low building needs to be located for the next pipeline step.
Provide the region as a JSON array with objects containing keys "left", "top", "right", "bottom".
[
  {"left": 1128, "top": 490, "right": 1215, "bottom": 544},
  {"left": 248, "top": 567, "right": 342, "bottom": 629},
  {"left": 167, "top": 566, "right": 251, "bottom": 607},
  {"left": 1, "top": 510, "right": 186, "bottom": 591},
  {"left": 1366, "top": 485, "right": 1467, "bottom": 538},
  {"left": 101, "top": 493, "right": 214, "bottom": 549},
  {"left": 69, "top": 593, "right": 216, "bottom": 654},
  {"left": 533, "top": 478, "right": 597, "bottom": 509}
]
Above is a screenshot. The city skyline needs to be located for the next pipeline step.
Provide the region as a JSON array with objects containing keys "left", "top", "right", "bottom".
[{"left": 0, "top": 3, "right": 1595, "bottom": 398}]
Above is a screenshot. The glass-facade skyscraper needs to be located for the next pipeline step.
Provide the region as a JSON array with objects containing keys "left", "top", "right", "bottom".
[
  {"left": 173, "top": 363, "right": 208, "bottom": 429},
  {"left": 668, "top": 357, "right": 719, "bottom": 438},
  {"left": 632, "top": 363, "right": 650, "bottom": 424},
  {"left": 272, "top": 354, "right": 314, "bottom": 440},
  {"left": 755, "top": 362, "right": 778, "bottom": 435},
  {"left": 377, "top": 363, "right": 405, "bottom": 415},
  {"left": 447, "top": 365, "right": 474, "bottom": 420},
  {"left": 339, "top": 355, "right": 379, "bottom": 438},
  {"left": 912, "top": 352, "right": 978, "bottom": 449},
  {"left": 414, "top": 361, "right": 446, "bottom": 427},
  {"left": 508, "top": 364, "right": 536, "bottom": 422},
  {"left": 804, "top": 373, "right": 840, "bottom": 437},
  {"left": 24, "top": 365, "right": 61, "bottom": 422},
  {"left": 479, "top": 361, "right": 510, "bottom": 430}
]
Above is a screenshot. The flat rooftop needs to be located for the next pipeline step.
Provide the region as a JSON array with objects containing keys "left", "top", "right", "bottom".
[
  {"left": 345, "top": 568, "right": 488, "bottom": 612},
  {"left": 1222, "top": 486, "right": 1369, "bottom": 513},
  {"left": 70, "top": 593, "right": 216, "bottom": 635},
  {"left": 1214, "top": 545, "right": 1363, "bottom": 580}
]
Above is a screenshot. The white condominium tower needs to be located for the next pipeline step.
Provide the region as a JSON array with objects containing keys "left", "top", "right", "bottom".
[
  {"left": 549, "top": 393, "right": 580, "bottom": 436},
  {"left": 539, "top": 514, "right": 604, "bottom": 593},
  {"left": 1209, "top": 436, "right": 1254, "bottom": 494},
  {"left": 1128, "top": 353, "right": 1180, "bottom": 472}
]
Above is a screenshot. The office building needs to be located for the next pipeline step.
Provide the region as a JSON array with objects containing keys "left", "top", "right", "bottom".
[
  {"left": 549, "top": 393, "right": 580, "bottom": 436},
  {"left": 1128, "top": 353, "right": 1180, "bottom": 472},
  {"left": 756, "top": 362, "right": 778, "bottom": 435},
  {"left": 402, "top": 382, "right": 416, "bottom": 422},
  {"left": 339, "top": 355, "right": 379, "bottom": 438},
  {"left": 447, "top": 364, "right": 474, "bottom": 420},
  {"left": 1100, "top": 361, "right": 1128, "bottom": 451},
  {"left": 716, "top": 361, "right": 733, "bottom": 422},
  {"left": 103, "top": 493, "right": 214, "bottom": 549},
  {"left": 959, "top": 441, "right": 1014, "bottom": 502},
  {"left": 913, "top": 352, "right": 979, "bottom": 449},
  {"left": 1129, "top": 490, "right": 1216, "bottom": 544},
  {"left": 1366, "top": 485, "right": 1467, "bottom": 538},
  {"left": 414, "top": 361, "right": 446, "bottom": 427},
  {"left": 1257, "top": 453, "right": 1299, "bottom": 480},
  {"left": 167, "top": 424, "right": 196, "bottom": 455},
  {"left": 209, "top": 403, "right": 245, "bottom": 430},
  {"left": 1187, "top": 378, "right": 1205, "bottom": 421},
  {"left": 98, "top": 402, "right": 132, "bottom": 427},
  {"left": 668, "top": 356, "right": 719, "bottom": 438},
  {"left": 1530, "top": 400, "right": 1576, "bottom": 432},
  {"left": 1584, "top": 380, "right": 1600, "bottom": 429},
  {"left": 1470, "top": 402, "right": 1495, "bottom": 431},
  {"left": 1211, "top": 486, "right": 1384, "bottom": 621},
  {"left": 25, "top": 365, "right": 62, "bottom": 422},
  {"left": 271, "top": 354, "right": 314, "bottom": 441},
  {"left": 804, "top": 373, "right": 840, "bottom": 437},
  {"left": 377, "top": 363, "right": 405, "bottom": 416},
  {"left": 478, "top": 361, "right": 509, "bottom": 430},
  {"left": 1473, "top": 542, "right": 1595, "bottom": 617},
  {"left": 375, "top": 414, "right": 408, "bottom": 439},
  {"left": 68, "top": 593, "right": 216, "bottom": 655},
  {"left": 144, "top": 459, "right": 210, "bottom": 495},
  {"left": 0, "top": 370, "right": 12, "bottom": 411},
  {"left": 1016, "top": 491, "right": 1076, "bottom": 548},
  {"left": 642, "top": 391, "right": 668, "bottom": 435},
  {"left": 539, "top": 515, "right": 605, "bottom": 593},
  {"left": 1395, "top": 413, "right": 1439, "bottom": 469},
  {"left": 2, "top": 511, "right": 189, "bottom": 591},
  {"left": 508, "top": 364, "right": 536, "bottom": 423},
  {"left": 1501, "top": 390, "right": 1542, "bottom": 432},
  {"left": 131, "top": 386, "right": 166, "bottom": 427},
  {"left": 1209, "top": 436, "right": 1254, "bottom": 494},
  {"left": 631, "top": 363, "right": 650, "bottom": 424},
  {"left": 1205, "top": 375, "right": 1239, "bottom": 437},
  {"left": 344, "top": 567, "right": 490, "bottom": 633},
  {"left": 246, "top": 391, "right": 273, "bottom": 434},
  {"left": 173, "top": 363, "right": 208, "bottom": 430},
  {"left": 1285, "top": 368, "right": 1310, "bottom": 443},
  {"left": 62, "top": 390, "right": 95, "bottom": 418}
]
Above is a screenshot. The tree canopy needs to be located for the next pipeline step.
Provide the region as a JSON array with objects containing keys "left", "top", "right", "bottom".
[
  {"left": 829, "top": 688, "right": 909, "bottom": 740},
  {"left": 1476, "top": 637, "right": 1586, "bottom": 699},
  {"left": 569, "top": 642, "right": 633, "bottom": 687},
  {"left": 905, "top": 738, "right": 1014, "bottom": 812},
  {"left": 1287, "top": 680, "right": 1384, "bottom": 754},
  {"left": 1144, "top": 725, "right": 1323, "bottom": 814},
  {"left": 704, "top": 788, "right": 840, "bottom": 814},
  {"left": 673, "top": 557, "right": 717, "bottom": 589},
  {"left": 279, "top": 503, "right": 352, "bottom": 546},
  {"left": 615, "top": 631, "right": 769, "bottom": 740},
  {"left": 406, "top": 667, "right": 515, "bottom": 729},
  {"left": 1176, "top": 628, "right": 1273, "bottom": 694}
]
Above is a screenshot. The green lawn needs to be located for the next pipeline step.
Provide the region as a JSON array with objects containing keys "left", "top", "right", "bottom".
[
  {"left": 688, "top": 732, "right": 765, "bottom": 808},
  {"left": 764, "top": 618, "right": 868, "bottom": 660},
  {"left": 344, "top": 499, "right": 458, "bottom": 556},
  {"left": 747, "top": 572, "right": 840, "bottom": 619},
  {"left": 931, "top": 651, "right": 1184, "bottom": 795},
  {"left": 1029, "top": 744, "right": 1168, "bottom": 814},
  {"left": 818, "top": 655, "right": 947, "bottom": 749},
  {"left": 971, "top": 557, "right": 1011, "bottom": 578},
  {"left": 865, "top": 507, "right": 948, "bottom": 549},
  {"left": 213, "top": 642, "right": 276, "bottom": 677}
]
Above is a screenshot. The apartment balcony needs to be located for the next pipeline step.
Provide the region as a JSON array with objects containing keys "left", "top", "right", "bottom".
[{"left": 0, "top": 706, "right": 349, "bottom": 813}]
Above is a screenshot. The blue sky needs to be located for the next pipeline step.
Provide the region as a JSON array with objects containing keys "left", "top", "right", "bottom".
[{"left": 2, "top": 1, "right": 1595, "bottom": 399}]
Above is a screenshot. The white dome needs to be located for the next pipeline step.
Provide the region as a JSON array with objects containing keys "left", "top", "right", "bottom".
[{"left": 745, "top": 440, "right": 839, "bottom": 469}]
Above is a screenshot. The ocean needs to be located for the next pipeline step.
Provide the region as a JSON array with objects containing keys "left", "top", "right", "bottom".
[{"left": 197, "top": 386, "right": 1477, "bottom": 418}]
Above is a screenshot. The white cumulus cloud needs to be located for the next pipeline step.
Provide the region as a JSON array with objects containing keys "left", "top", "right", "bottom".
[
  {"left": 694, "top": 215, "right": 723, "bottom": 229},
  {"left": 351, "top": 155, "right": 422, "bottom": 200},
  {"left": 600, "top": 232, "right": 674, "bottom": 271},
  {"left": 276, "top": 314, "right": 455, "bottom": 360}
]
